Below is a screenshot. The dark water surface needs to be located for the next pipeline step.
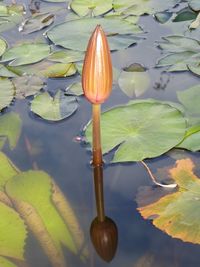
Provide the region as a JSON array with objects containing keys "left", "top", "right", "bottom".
[{"left": 2, "top": 2, "right": 200, "bottom": 267}]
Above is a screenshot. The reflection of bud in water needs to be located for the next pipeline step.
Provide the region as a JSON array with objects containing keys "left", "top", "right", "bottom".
[
  {"left": 82, "top": 25, "right": 112, "bottom": 104},
  {"left": 90, "top": 216, "right": 118, "bottom": 262}
]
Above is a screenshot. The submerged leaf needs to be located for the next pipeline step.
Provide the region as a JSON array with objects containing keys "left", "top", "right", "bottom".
[
  {"left": 118, "top": 66, "right": 150, "bottom": 97},
  {"left": 85, "top": 100, "right": 186, "bottom": 162},
  {"left": 46, "top": 17, "right": 142, "bottom": 51},
  {"left": 137, "top": 159, "right": 200, "bottom": 245},
  {"left": 31, "top": 90, "right": 78, "bottom": 121},
  {"left": 0, "top": 78, "right": 15, "bottom": 111},
  {"left": 1, "top": 43, "right": 50, "bottom": 66},
  {"left": 6, "top": 171, "right": 77, "bottom": 255},
  {"left": 0, "top": 112, "right": 22, "bottom": 150},
  {"left": 0, "top": 257, "right": 18, "bottom": 267},
  {"left": 0, "top": 202, "right": 26, "bottom": 260},
  {"left": 70, "top": 0, "right": 113, "bottom": 16}
]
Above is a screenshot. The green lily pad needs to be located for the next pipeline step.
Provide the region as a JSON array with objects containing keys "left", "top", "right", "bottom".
[
  {"left": 66, "top": 82, "right": 83, "bottom": 96},
  {"left": 118, "top": 66, "right": 150, "bottom": 97},
  {"left": 12, "top": 75, "right": 44, "bottom": 99},
  {"left": 173, "top": 7, "right": 197, "bottom": 22},
  {"left": 70, "top": 0, "right": 113, "bottom": 17},
  {"left": 46, "top": 17, "right": 142, "bottom": 51},
  {"left": 31, "top": 90, "right": 78, "bottom": 121},
  {"left": 0, "top": 257, "right": 18, "bottom": 267},
  {"left": 0, "top": 112, "right": 22, "bottom": 150},
  {"left": 189, "top": 0, "right": 200, "bottom": 11},
  {"left": 0, "top": 78, "right": 15, "bottom": 111},
  {"left": 1, "top": 43, "right": 50, "bottom": 66},
  {"left": 177, "top": 125, "right": 200, "bottom": 151},
  {"left": 156, "top": 35, "right": 200, "bottom": 72},
  {"left": 6, "top": 170, "right": 77, "bottom": 254},
  {"left": 0, "top": 64, "right": 17, "bottom": 77},
  {"left": 0, "top": 37, "right": 7, "bottom": 56},
  {"left": 154, "top": 11, "right": 173, "bottom": 24},
  {"left": 85, "top": 100, "right": 186, "bottom": 162},
  {"left": 0, "top": 4, "right": 24, "bottom": 33},
  {"left": 48, "top": 50, "right": 84, "bottom": 64},
  {"left": 20, "top": 13, "right": 54, "bottom": 34},
  {"left": 113, "top": 0, "right": 181, "bottom": 16},
  {"left": 137, "top": 159, "right": 200, "bottom": 245}
]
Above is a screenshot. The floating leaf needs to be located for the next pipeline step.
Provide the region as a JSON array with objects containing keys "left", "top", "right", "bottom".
[
  {"left": 46, "top": 17, "right": 142, "bottom": 51},
  {"left": 8, "top": 61, "right": 77, "bottom": 78},
  {"left": 0, "top": 257, "right": 18, "bottom": 267},
  {"left": 118, "top": 65, "right": 150, "bottom": 97},
  {"left": 173, "top": 7, "right": 197, "bottom": 22},
  {"left": 85, "top": 100, "right": 186, "bottom": 162},
  {"left": 137, "top": 159, "right": 200, "bottom": 245},
  {"left": 156, "top": 35, "right": 200, "bottom": 72},
  {"left": 70, "top": 0, "right": 113, "bottom": 16},
  {"left": 1, "top": 43, "right": 50, "bottom": 66},
  {"left": 41, "top": 62, "right": 77, "bottom": 78},
  {"left": 0, "top": 112, "right": 22, "bottom": 150},
  {"left": 31, "top": 90, "right": 78, "bottom": 121},
  {"left": 20, "top": 13, "right": 54, "bottom": 34},
  {"left": 48, "top": 50, "right": 84, "bottom": 64},
  {"left": 6, "top": 170, "right": 77, "bottom": 257},
  {"left": 0, "top": 37, "right": 7, "bottom": 56},
  {"left": 154, "top": 11, "right": 173, "bottom": 24},
  {"left": 0, "top": 78, "right": 15, "bottom": 111},
  {"left": 0, "top": 4, "right": 24, "bottom": 33},
  {"left": 177, "top": 125, "right": 200, "bottom": 151},
  {"left": 0, "top": 65, "right": 17, "bottom": 77},
  {"left": 113, "top": 0, "right": 181, "bottom": 16},
  {"left": 189, "top": 0, "right": 200, "bottom": 12},
  {"left": 12, "top": 75, "right": 44, "bottom": 99},
  {"left": 66, "top": 82, "right": 83, "bottom": 96}
]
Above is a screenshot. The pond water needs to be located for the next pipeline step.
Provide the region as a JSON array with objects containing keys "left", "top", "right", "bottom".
[{"left": 1, "top": 1, "right": 200, "bottom": 267}]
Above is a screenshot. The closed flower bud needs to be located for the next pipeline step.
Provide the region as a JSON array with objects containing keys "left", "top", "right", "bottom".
[{"left": 82, "top": 25, "right": 113, "bottom": 104}]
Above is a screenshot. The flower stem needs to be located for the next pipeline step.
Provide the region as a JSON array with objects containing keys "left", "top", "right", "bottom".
[
  {"left": 92, "top": 104, "right": 102, "bottom": 166},
  {"left": 93, "top": 165, "right": 105, "bottom": 222}
]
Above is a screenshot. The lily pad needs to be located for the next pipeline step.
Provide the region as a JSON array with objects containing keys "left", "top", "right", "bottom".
[
  {"left": 0, "top": 64, "right": 17, "bottom": 77},
  {"left": 156, "top": 35, "right": 200, "bottom": 72},
  {"left": 0, "top": 112, "right": 22, "bottom": 150},
  {"left": 20, "top": 13, "right": 54, "bottom": 34},
  {"left": 0, "top": 78, "right": 15, "bottom": 111},
  {"left": 154, "top": 11, "right": 173, "bottom": 24},
  {"left": 118, "top": 65, "right": 150, "bottom": 97},
  {"left": 177, "top": 125, "right": 200, "bottom": 151},
  {"left": 48, "top": 50, "right": 84, "bottom": 64},
  {"left": 173, "top": 7, "right": 197, "bottom": 22},
  {"left": 189, "top": 0, "right": 200, "bottom": 12},
  {"left": 113, "top": 0, "right": 181, "bottom": 16},
  {"left": 0, "top": 37, "right": 7, "bottom": 56},
  {"left": 31, "top": 90, "right": 78, "bottom": 121},
  {"left": 1, "top": 43, "right": 50, "bottom": 66},
  {"left": 46, "top": 17, "right": 142, "bottom": 51},
  {"left": 137, "top": 159, "right": 200, "bottom": 245},
  {"left": 0, "top": 4, "right": 24, "bottom": 33},
  {"left": 70, "top": 0, "right": 113, "bottom": 16},
  {"left": 85, "top": 100, "right": 186, "bottom": 162},
  {"left": 66, "top": 82, "right": 83, "bottom": 96},
  {"left": 12, "top": 75, "right": 44, "bottom": 99}
]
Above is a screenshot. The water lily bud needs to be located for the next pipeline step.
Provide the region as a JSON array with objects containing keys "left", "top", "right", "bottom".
[{"left": 82, "top": 25, "right": 113, "bottom": 104}]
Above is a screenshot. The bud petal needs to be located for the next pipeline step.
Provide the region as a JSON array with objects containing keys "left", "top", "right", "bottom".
[{"left": 82, "top": 25, "right": 113, "bottom": 104}]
